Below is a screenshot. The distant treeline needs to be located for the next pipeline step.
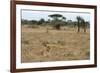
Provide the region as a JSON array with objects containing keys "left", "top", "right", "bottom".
[
  {"left": 21, "top": 14, "right": 90, "bottom": 32},
  {"left": 21, "top": 19, "right": 90, "bottom": 27}
]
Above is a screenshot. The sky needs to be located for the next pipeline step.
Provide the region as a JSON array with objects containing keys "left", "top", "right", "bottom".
[{"left": 21, "top": 9, "right": 90, "bottom": 22}]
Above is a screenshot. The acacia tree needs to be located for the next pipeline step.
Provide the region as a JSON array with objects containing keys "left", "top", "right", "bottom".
[
  {"left": 76, "top": 16, "right": 82, "bottom": 32},
  {"left": 81, "top": 18, "right": 86, "bottom": 32},
  {"left": 48, "top": 14, "right": 66, "bottom": 30},
  {"left": 49, "top": 14, "right": 63, "bottom": 20},
  {"left": 76, "top": 16, "right": 87, "bottom": 32}
]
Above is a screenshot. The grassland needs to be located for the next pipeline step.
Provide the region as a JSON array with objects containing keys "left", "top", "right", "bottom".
[{"left": 21, "top": 25, "right": 90, "bottom": 63}]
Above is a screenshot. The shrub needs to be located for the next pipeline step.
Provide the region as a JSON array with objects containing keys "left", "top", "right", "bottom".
[{"left": 28, "top": 25, "right": 39, "bottom": 28}]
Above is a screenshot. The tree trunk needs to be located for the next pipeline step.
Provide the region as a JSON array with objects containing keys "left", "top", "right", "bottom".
[
  {"left": 78, "top": 21, "right": 80, "bottom": 32},
  {"left": 84, "top": 24, "right": 86, "bottom": 33}
]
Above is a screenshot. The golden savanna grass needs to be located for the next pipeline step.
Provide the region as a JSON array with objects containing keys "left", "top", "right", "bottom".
[{"left": 21, "top": 25, "right": 90, "bottom": 63}]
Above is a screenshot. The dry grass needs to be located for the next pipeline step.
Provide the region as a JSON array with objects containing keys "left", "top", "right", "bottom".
[{"left": 21, "top": 25, "right": 90, "bottom": 63}]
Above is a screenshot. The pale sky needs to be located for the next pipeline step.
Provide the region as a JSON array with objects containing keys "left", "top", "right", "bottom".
[{"left": 21, "top": 10, "right": 90, "bottom": 22}]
